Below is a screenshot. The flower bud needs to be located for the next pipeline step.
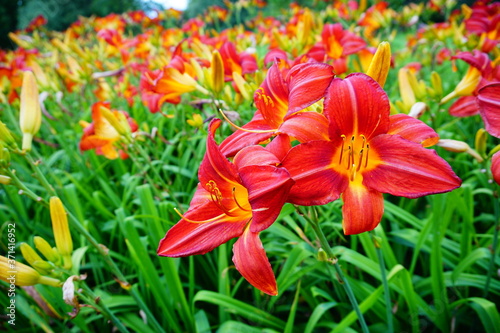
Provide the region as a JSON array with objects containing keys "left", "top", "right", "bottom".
[
  {"left": 437, "top": 139, "right": 483, "bottom": 162},
  {"left": 398, "top": 68, "right": 416, "bottom": 112},
  {"left": 0, "top": 255, "right": 60, "bottom": 287},
  {"left": 475, "top": 128, "right": 487, "bottom": 158},
  {"left": 20, "top": 243, "right": 52, "bottom": 275},
  {"left": 408, "top": 102, "right": 427, "bottom": 118},
  {"left": 19, "top": 71, "right": 42, "bottom": 151},
  {"left": 441, "top": 66, "right": 481, "bottom": 104},
  {"left": 0, "top": 175, "right": 11, "bottom": 185},
  {"left": 366, "top": 41, "right": 391, "bottom": 88},
  {"left": 0, "top": 121, "right": 17, "bottom": 149},
  {"left": 50, "top": 197, "right": 73, "bottom": 269},
  {"left": 317, "top": 248, "right": 328, "bottom": 262},
  {"left": 430, "top": 71, "right": 443, "bottom": 98},
  {"left": 34, "top": 236, "right": 61, "bottom": 265},
  {"left": 0, "top": 143, "right": 11, "bottom": 168},
  {"left": 210, "top": 50, "right": 224, "bottom": 95},
  {"left": 232, "top": 71, "right": 251, "bottom": 101}
]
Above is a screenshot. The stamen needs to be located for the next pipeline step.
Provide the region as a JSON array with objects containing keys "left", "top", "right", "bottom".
[
  {"left": 365, "top": 144, "right": 370, "bottom": 168},
  {"left": 174, "top": 207, "right": 225, "bottom": 224},
  {"left": 339, "top": 135, "right": 346, "bottom": 163},
  {"left": 219, "top": 109, "right": 276, "bottom": 134},
  {"left": 360, "top": 134, "right": 366, "bottom": 149},
  {"left": 347, "top": 146, "right": 352, "bottom": 169},
  {"left": 232, "top": 187, "right": 251, "bottom": 211},
  {"left": 356, "top": 149, "right": 363, "bottom": 172}
]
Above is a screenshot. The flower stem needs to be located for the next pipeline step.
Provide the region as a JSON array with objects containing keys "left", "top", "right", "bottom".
[
  {"left": 484, "top": 187, "right": 499, "bottom": 297},
  {"left": 372, "top": 232, "right": 394, "bottom": 333},
  {"left": 299, "top": 207, "right": 369, "bottom": 333}
]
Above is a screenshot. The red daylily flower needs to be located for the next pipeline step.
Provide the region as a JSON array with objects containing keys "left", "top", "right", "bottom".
[
  {"left": 281, "top": 73, "right": 461, "bottom": 235},
  {"left": 218, "top": 41, "right": 258, "bottom": 81},
  {"left": 220, "top": 59, "right": 335, "bottom": 156},
  {"left": 158, "top": 119, "right": 294, "bottom": 295}
]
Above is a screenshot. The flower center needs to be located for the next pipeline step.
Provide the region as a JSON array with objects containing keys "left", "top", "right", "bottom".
[
  {"left": 206, "top": 180, "right": 251, "bottom": 216},
  {"left": 338, "top": 134, "right": 370, "bottom": 181}
]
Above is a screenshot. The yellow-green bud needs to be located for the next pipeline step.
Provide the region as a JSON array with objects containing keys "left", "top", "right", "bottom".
[
  {"left": 34, "top": 236, "right": 61, "bottom": 264},
  {"left": 50, "top": 197, "right": 73, "bottom": 270},
  {"left": 475, "top": 128, "right": 487, "bottom": 158},
  {"left": 19, "top": 71, "right": 42, "bottom": 151},
  {"left": 0, "top": 255, "right": 60, "bottom": 287},
  {"left": 19, "top": 242, "right": 51, "bottom": 275},
  {"left": 210, "top": 50, "right": 225, "bottom": 95},
  {"left": 317, "top": 248, "right": 329, "bottom": 262},
  {"left": 0, "top": 121, "right": 17, "bottom": 148}
]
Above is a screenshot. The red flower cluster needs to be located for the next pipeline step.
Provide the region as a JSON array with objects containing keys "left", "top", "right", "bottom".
[{"left": 158, "top": 62, "right": 462, "bottom": 295}]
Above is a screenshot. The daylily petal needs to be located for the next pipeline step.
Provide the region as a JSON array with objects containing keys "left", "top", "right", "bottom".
[
  {"left": 239, "top": 165, "right": 294, "bottom": 232},
  {"left": 285, "top": 62, "right": 334, "bottom": 116},
  {"left": 157, "top": 201, "right": 248, "bottom": 257},
  {"left": 342, "top": 180, "right": 384, "bottom": 235},
  {"left": 199, "top": 119, "right": 240, "bottom": 197},
  {"left": 254, "top": 60, "right": 289, "bottom": 128},
  {"left": 491, "top": 151, "right": 500, "bottom": 186},
  {"left": 282, "top": 141, "right": 348, "bottom": 205},
  {"left": 233, "top": 145, "right": 281, "bottom": 169},
  {"left": 279, "top": 112, "right": 329, "bottom": 142},
  {"left": 265, "top": 134, "right": 291, "bottom": 162},
  {"left": 324, "top": 73, "right": 390, "bottom": 142},
  {"left": 363, "top": 134, "right": 462, "bottom": 198},
  {"left": 387, "top": 114, "right": 439, "bottom": 147},
  {"left": 219, "top": 113, "right": 274, "bottom": 157},
  {"left": 232, "top": 227, "right": 277, "bottom": 296},
  {"left": 449, "top": 96, "right": 480, "bottom": 117},
  {"left": 453, "top": 50, "right": 492, "bottom": 76},
  {"left": 477, "top": 83, "right": 500, "bottom": 138}
]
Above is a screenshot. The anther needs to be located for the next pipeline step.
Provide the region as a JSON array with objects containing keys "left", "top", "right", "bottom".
[
  {"left": 339, "top": 135, "right": 346, "bottom": 163},
  {"left": 357, "top": 149, "right": 364, "bottom": 172},
  {"left": 365, "top": 144, "right": 370, "bottom": 168}
]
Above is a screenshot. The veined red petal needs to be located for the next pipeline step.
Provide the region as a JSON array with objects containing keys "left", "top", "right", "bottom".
[
  {"left": 281, "top": 141, "right": 348, "bottom": 205},
  {"left": 157, "top": 200, "right": 248, "bottom": 257},
  {"left": 388, "top": 114, "right": 439, "bottom": 147},
  {"left": 254, "top": 60, "right": 289, "bottom": 128},
  {"left": 239, "top": 165, "right": 294, "bottom": 232},
  {"left": 453, "top": 50, "right": 492, "bottom": 76},
  {"left": 342, "top": 180, "right": 384, "bottom": 235},
  {"left": 232, "top": 227, "right": 277, "bottom": 296},
  {"left": 219, "top": 114, "right": 274, "bottom": 157},
  {"left": 363, "top": 134, "right": 462, "bottom": 198},
  {"left": 233, "top": 145, "right": 281, "bottom": 169},
  {"left": 266, "top": 134, "right": 291, "bottom": 162},
  {"left": 285, "top": 62, "right": 334, "bottom": 116},
  {"left": 491, "top": 151, "right": 500, "bottom": 186},
  {"left": 279, "top": 112, "right": 329, "bottom": 142},
  {"left": 477, "top": 83, "right": 500, "bottom": 138},
  {"left": 324, "top": 73, "right": 390, "bottom": 142},
  {"left": 199, "top": 119, "right": 240, "bottom": 197},
  {"left": 449, "top": 96, "right": 480, "bottom": 117}
]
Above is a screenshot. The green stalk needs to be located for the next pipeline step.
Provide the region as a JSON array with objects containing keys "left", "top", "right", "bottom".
[
  {"left": 300, "top": 207, "right": 369, "bottom": 333},
  {"left": 483, "top": 188, "right": 500, "bottom": 297},
  {"left": 372, "top": 232, "right": 394, "bottom": 333}
]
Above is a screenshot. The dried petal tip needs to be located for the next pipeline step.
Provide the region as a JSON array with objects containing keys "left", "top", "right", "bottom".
[
  {"left": 20, "top": 71, "right": 42, "bottom": 151},
  {"left": 50, "top": 197, "right": 73, "bottom": 269},
  {"left": 366, "top": 41, "right": 391, "bottom": 88}
]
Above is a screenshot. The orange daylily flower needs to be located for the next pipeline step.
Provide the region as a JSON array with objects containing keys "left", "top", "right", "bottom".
[
  {"left": 80, "top": 102, "right": 138, "bottom": 159},
  {"left": 281, "top": 74, "right": 461, "bottom": 235}
]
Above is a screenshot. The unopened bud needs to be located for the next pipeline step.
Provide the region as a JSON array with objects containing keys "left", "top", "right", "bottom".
[
  {"left": 19, "top": 71, "right": 42, "bottom": 151},
  {"left": 0, "top": 121, "right": 17, "bottom": 148},
  {"left": 20, "top": 243, "right": 51, "bottom": 275},
  {"left": 0, "top": 255, "right": 60, "bottom": 287},
  {"left": 232, "top": 71, "right": 251, "bottom": 101},
  {"left": 97, "top": 104, "right": 129, "bottom": 137},
  {"left": 0, "top": 175, "right": 11, "bottom": 185},
  {"left": 430, "top": 71, "right": 443, "bottom": 97},
  {"left": 317, "top": 248, "right": 328, "bottom": 262},
  {"left": 50, "top": 197, "right": 73, "bottom": 269},
  {"left": 34, "top": 236, "right": 61, "bottom": 264},
  {"left": 441, "top": 66, "right": 481, "bottom": 104},
  {"left": 366, "top": 41, "right": 391, "bottom": 88},
  {"left": 210, "top": 50, "right": 224, "bottom": 95},
  {"left": 475, "top": 128, "right": 487, "bottom": 158},
  {"left": 437, "top": 139, "right": 484, "bottom": 162}
]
